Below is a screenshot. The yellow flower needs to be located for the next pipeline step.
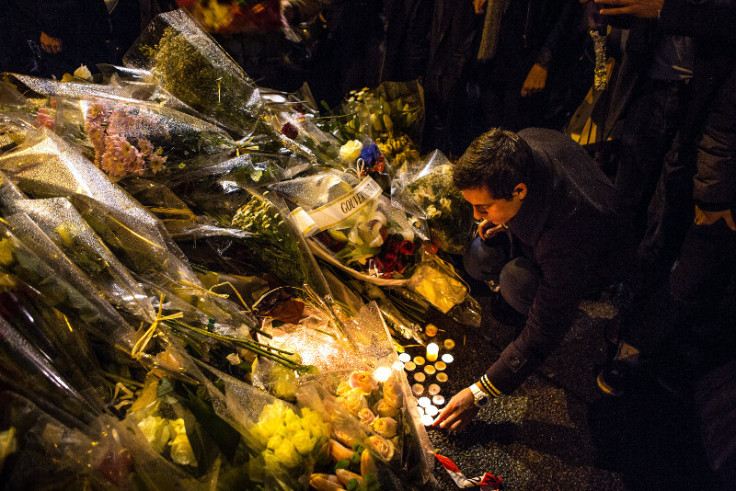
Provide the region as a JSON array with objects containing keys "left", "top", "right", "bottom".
[
  {"left": 382, "top": 378, "right": 403, "bottom": 408},
  {"left": 373, "top": 399, "right": 399, "bottom": 419},
  {"left": 349, "top": 371, "right": 378, "bottom": 395},
  {"left": 337, "top": 388, "right": 368, "bottom": 416},
  {"left": 367, "top": 435, "right": 394, "bottom": 462},
  {"left": 271, "top": 439, "right": 300, "bottom": 468},
  {"left": 371, "top": 417, "right": 398, "bottom": 438},
  {"left": 292, "top": 430, "right": 316, "bottom": 455},
  {"left": 339, "top": 140, "right": 363, "bottom": 163}
]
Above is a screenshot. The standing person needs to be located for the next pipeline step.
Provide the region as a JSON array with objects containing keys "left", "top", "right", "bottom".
[
  {"left": 595, "top": 0, "right": 736, "bottom": 397},
  {"left": 433, "top": 128, "right": 629, "bottom": 431}
]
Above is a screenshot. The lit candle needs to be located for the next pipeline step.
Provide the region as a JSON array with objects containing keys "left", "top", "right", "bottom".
[
  {"left": 418, "top": 397, "right": 431, "bottom": 408},
  {"left": 424, "top": 365, "right": 436, "bottom": 376},
  {"left": 432, "top": 395, "right": 446, "bottom": 406},
  {"left": 414, "top": 372, "right": 426, "bottom": 383},
  {"left": 425, "top": 324, "right": 438, "bottom": 337},
  {"left": 426, "top": 405, "right": 439, "bottom": 417},
  {"left": 426, "top": 343, "right": 439, "bottom": 362},
  {"left": 398, "top": 353, "right": 411, "bottom": 363},
  {"left": 421, "top": 414, "right": 434, "bottom": 426},
  {"left": 443, "top": 339, "right": 455, "bottom": 350},
  {"left": 434, "top": 361, "right": 447, "bottom": 371},
  {"left": 412, "top": 383, "right": 424, "bottom": 396},
  {"left": 413, "top": 356, "right": 426, "bottom": 366},
  {"left": 404, "top": 361, "right": 416, "bottom": 372},
  {"left": 428, "top": 384, "right": 441, "bottom": 396},
  {"left": 374, "top": 366, "right": 391, "bottom": 383},
  {"left": 441, "top": 353, "right": 454, "bottom": 364},
  {"left": 436, "top": 373, "right": 448, "bottom": 383}
]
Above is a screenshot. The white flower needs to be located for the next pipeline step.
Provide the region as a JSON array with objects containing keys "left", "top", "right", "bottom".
[
  {"left": 439, "top": 197, "right": 452, "bottom": 212},
  {"left": 339, "top": 140, "right": 363, "bottom": 163},
  {"left": 169, "top": 419, "right": 197, "bottom": 467},
  {"left": 137, "top": 416, "right": 172, "bottom": 453}
]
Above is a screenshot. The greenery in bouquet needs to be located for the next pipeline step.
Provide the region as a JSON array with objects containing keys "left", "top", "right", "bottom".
[
  {"left": 126, "top": 11, "right": 264, "bottom": 137},
  {"left": 231, "top": 192, "right": 313, "bottom": 288},
  {"left": 341, "top": 87, "right": 423, "bottom": 169},
  {"left": 405, "top": 162, "right": 475, "bottom": 255}
]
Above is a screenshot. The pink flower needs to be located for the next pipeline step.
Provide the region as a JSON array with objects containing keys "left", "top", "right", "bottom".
[
  {"left": 358, "top": 408, "right": 376, "bottom": 425},
  {"left": 367, "top": 435, "right": 394, "bottom": 462}
]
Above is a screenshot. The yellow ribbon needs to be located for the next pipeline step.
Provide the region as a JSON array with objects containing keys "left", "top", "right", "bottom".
[
  {"left": 179, "top": 279, "right": 252, "bottom": 313},
  {"left": 131, "top": 294, "right": 183, "bottom": 360}
]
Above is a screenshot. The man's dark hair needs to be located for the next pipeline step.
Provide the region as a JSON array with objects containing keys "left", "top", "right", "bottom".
[{"left": 453, "top": 128, "right": 536, "bottom": 199}]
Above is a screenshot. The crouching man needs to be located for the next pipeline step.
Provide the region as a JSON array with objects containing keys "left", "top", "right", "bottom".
[{"left": 434, "top": 128, "right": 629, "bottom": 431}]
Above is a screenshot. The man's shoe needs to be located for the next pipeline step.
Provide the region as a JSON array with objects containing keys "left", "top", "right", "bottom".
[{"left": 596, "top": 359, "right": 638, "bottom": 397}]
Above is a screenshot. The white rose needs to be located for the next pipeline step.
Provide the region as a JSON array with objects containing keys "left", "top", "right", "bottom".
[{"left": 340, "top": 140, "right": 363, "bottom": 163}]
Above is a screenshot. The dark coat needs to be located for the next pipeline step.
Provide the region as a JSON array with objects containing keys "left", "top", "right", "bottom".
[{"left": 485, "top": 128, "right": 626, "bottom": 394}]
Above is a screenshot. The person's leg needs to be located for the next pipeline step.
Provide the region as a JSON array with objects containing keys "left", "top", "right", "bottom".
[
  {"left": 498, "top": 257, "right": 540, "bottom": 316},
  {"left": 462, "top": 236, "right": 508, "bottom": 284}
]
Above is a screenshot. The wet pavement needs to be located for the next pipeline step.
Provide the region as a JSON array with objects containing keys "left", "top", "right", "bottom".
[{"left": 407, "top": 292, "right": 721, "bottom": 490}]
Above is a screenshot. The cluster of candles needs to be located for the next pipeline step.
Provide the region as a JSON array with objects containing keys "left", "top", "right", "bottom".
[{"left": 397, "top": 332, "right": 456, "bottom": 426}]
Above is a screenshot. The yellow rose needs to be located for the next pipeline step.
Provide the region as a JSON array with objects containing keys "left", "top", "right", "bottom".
[
  {"left": 358, "top": 408, "right": 376, "bottom": 425},
  {"left": 339, "top": 140, "right": 363, "bottom": 163},
  {"left": 367, "top": 435, "right": 394, "bottom": 462},
  {"left": 336, "top": 381, "right": 352, "bottom": 396},
  {"left": 382, "top": 378, "right": 403, "bottom": 408},
  {"left": 373, "top": 399, "right": 399, "bottom": 419},
  {"left": 292, "top": 430, "right": 316, "bottom": 456},
  {"left": 349, "top": 371, "right": 378, "bottom": 395},
  {"left": 337, "top": 388, "right": 368, "bottom": 416},
  {"left": 371, "top": 417, "right": 398, "bottom": 438},
  {"left": 272, "top": 439, "right": 300, "bottom": 468}
]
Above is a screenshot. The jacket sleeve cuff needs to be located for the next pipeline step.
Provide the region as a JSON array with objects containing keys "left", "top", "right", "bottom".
[{"left": 484, "top": 340, "right": 541, "bottom": 395}]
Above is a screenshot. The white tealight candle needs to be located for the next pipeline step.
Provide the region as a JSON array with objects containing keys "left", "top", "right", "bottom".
[
  {"left": 416, "top": 406, "right": 424, "bottom": 416},
  {"left": 426, "top": 343, "right": 439, "bottom": 362},
  {"left": 421, "top": 414, "right": 435, "bottom": 426},
  {"left": 428, "top": 384, "right": 441, "bottom": 396},
  {"left": 414, "top": 372, "right": 426, "bottom": 383},
  {"left": 413, "top": 356, "right": 426, "bottom": 366},
  {"left": 398, "top": 353, "right": 411, "bottom": 363},
  {"left": 426, "top": 405, "right": 439, "bottom": 417},
  {"left": 432, "top": 395, "right": 446, "bottom": 406},
  {"left": 404, "top": 361, "right": 416, "bottom": 372},
  {"left": 441, "top": 353, "right": 454, "bottom": 364},
  {"left": 411, "top": 383, "right": 424, "bottom": 396},
  {"left": 436, "top": 373, "right": 448, "bottom": 383},
  {"left": 418, "top": 397, "right": 431, "bottom": 408}
]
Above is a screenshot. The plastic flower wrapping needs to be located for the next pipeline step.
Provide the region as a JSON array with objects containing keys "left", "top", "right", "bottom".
[
  {"left": 393, "top": 150, "right": 476, "bottom": 255},
  {"left": 0, "top": 8, "right": 499, "bottom": 488}
]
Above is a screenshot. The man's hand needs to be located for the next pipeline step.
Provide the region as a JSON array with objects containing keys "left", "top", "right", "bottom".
[
  {"left": 594, "top": 0, "right": 664, "bottom": 18},
  {"left": 521, "top": 64, "right": 548, "bottom": 97},
  {"left": 474, "top": 0, "right": 488, "bottom": 14},
  {"left": 432, "top": 388, "right": 479, "bottom": 432},
  {"left": 40, "top": 32, "right": 62, "bottom": 54},
  {"left": 694, "top": 205, "right": 736, "bottom": 231},
  {"left": 478, "top": 220, "right": 505, "bottom": 240}
]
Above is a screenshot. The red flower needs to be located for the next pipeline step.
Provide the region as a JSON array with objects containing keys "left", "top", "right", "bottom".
[
  {"left": 398, "top": 240, "right": 415, "bottom": 255},
  {"left": 280, "top": 122, "right": 298, "bottom": 140},
  {"left": 382, "top": 253, "right": 398, "bottom": 272}
]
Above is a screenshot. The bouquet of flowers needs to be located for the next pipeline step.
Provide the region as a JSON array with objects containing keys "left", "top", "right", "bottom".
[
  {"left": 269, "top": 171, "right": 429, "bottom": 283},
  {"left": 123, "top": 9, "right": 264, "bottom": 138},
  {"left": 393, "top": 150, "right": 475, "bottom": 255}
]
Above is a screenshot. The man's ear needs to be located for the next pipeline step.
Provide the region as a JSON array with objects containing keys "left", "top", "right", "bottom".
[{"left": 514, "top": 183, "right": 527, "bottom": 201}]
